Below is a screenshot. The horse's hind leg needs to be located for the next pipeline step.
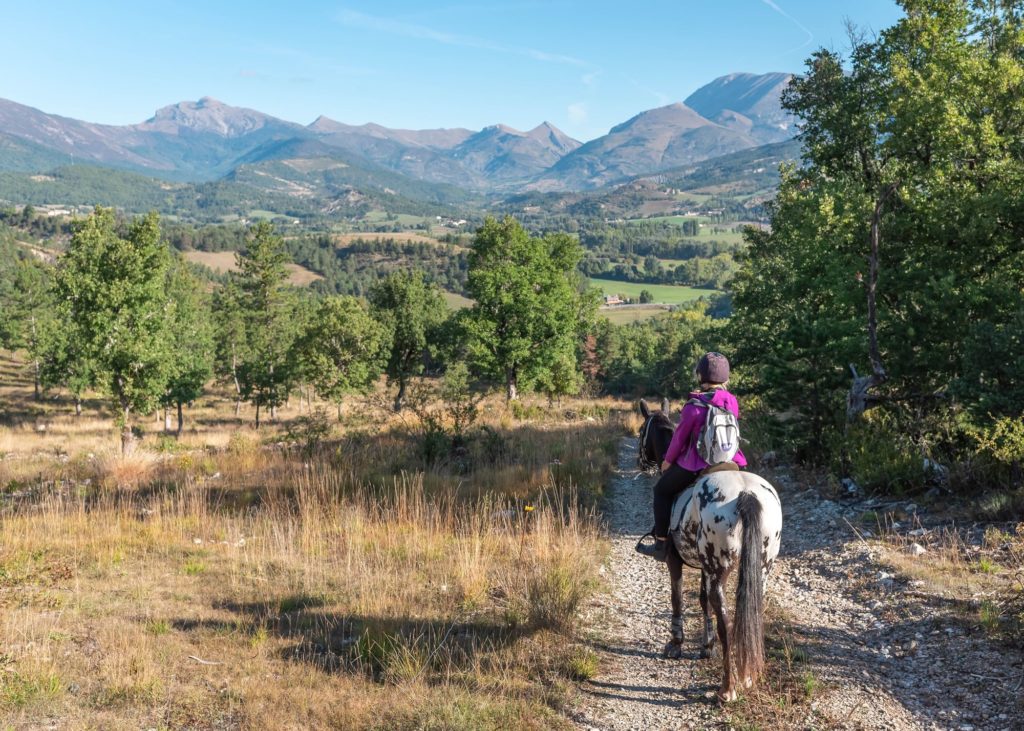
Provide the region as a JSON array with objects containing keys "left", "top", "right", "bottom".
[
  {"left": 709, "top": 573, "right": 736, "bottom": 702},
  {"left": 698, "top": 569, "right": 715, "bottom": 659},
  {"left": 662, "top": 547, "right": 685, "bottom": 659}
]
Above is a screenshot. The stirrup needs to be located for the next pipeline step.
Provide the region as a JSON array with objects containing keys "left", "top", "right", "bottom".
[{"left": 635, "top": 532, "right": 667, "bottom": 561}]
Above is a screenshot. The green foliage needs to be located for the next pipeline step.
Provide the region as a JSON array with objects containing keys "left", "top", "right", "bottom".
[
  {"left": 732, "top": 1, "right": 1024, "bottom": 476},
  {"left": 462, "top": 216, "right": 595, "bottom": 400},
  {"left": 161, "top": 259, "right": 214, "bottom": 430},
  {"left": 296, "top": 296, "right": 389, "bottom": 409},
  {"left": 51, "top": 208, "right": 172, "bottom": 439},
  {"left": 231, "top": 222, "right": 299, "bottom": 425},
  {"left": 369, "top": 271, "right": 447, "bottom": 410},
  {"left": 596, "top": 303, "right": 718, "bottom": 396}
]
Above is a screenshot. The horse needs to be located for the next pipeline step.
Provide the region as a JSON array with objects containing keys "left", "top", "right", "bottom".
[{"left": 636, "top": 398, "right": 783, "bottom": 702}]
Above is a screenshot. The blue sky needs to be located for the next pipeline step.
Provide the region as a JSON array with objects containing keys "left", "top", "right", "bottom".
[{"left": 3, "top": 1, "right": 903, "bottom": 141}]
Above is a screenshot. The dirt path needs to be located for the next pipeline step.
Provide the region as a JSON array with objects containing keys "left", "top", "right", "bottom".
[{"left": 569, "top": 437, "right": 1023, "bottom": 730}]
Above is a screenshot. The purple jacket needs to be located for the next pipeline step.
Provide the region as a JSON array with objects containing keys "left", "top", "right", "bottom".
[{"left": 663, "top": 389, "right": 747, "bottom": 471}]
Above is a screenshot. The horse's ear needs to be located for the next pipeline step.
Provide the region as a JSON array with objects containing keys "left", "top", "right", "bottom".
[
  {"left": 639, "top": 399, "right": 650, "bottom": 418},
  {"left": 661, "top": 398, "right": 670, "bottom": 414}
]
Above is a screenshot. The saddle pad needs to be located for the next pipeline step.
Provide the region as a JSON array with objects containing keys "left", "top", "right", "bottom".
[{"left": 701, "top": 461, "right": 740, "bottom": 476}]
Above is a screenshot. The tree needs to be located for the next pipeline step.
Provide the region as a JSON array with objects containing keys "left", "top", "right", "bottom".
[
  {"left": 161, "top": 260, "right": 214, "bottom": 435},
  {"left": 463, "top": 216, "right": 595, "bottom": 400},
  {"left": 369, "top": 270, "right": 446, "bottom": 411},
  {"left": 732, "top": 0, "right": 1024, "bottom": 463},
  {"left": 233, "top": 222, "right": 297, "bottom": 428},
  {"left": 639, "top": 289, "right": 654, "bottom": 304},
  {"left": 211, "top": 281, "right": 247, "bottom": 415},
  {"left": 1, "top": 259, "right": 54, "bottom": 400},
  {"left": 53, "top": 208, "right": 172, "bottom": 453},
  {"left": 296, "top": 296, "right": 389, "bottom": 417}
]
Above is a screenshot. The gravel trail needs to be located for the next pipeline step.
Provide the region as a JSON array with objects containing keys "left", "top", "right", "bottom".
[{"left": 569, "top": 437, "right": 1023, "bottom": 731}]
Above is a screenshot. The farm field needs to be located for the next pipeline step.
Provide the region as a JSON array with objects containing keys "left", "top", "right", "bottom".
[
  {"left": 181, "top": 251, "right": 323, "bottom": 286},
  {"left": 598, "top": 304, "right": 671, "bottom": 324},
  {"left": 588, "top": 278, "right": 712, "bottom": 305},
  {"left": 333, "top": 232, "right": 448, "bottom": 247}
]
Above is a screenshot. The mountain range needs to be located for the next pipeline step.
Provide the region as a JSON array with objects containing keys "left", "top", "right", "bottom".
[{"left": 0, "top": 72, "right": 796, "bottom": 196}]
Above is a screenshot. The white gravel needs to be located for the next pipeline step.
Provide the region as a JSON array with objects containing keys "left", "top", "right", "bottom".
[{"left": 568, "top": 438, "right": 1024, "bottom": 731}]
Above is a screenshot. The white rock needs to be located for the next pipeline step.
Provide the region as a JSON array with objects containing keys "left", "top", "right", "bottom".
[{"left": 909, "top": 542, "right": 927, "bottom": 556}]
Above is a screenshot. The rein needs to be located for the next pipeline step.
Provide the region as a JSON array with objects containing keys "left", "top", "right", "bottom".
[{"left": 637, "top": 414, "right": 669, "bottom": 474}]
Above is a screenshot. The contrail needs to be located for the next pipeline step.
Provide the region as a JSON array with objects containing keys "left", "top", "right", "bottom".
[{"left": 759, "top": 0, "right": 815, "bottom": 54}]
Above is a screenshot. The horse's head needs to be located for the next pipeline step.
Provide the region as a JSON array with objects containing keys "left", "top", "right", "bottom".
[{"left": 637, "top": 398, "right": 676, "bottom": 471}]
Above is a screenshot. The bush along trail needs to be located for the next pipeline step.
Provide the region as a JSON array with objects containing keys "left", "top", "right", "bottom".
[{"left": 570, "top": 437, "right": 1024, "bottom": 730}]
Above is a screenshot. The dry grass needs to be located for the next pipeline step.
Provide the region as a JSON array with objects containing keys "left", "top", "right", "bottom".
[
  {"left": 869, "top": 514, "right": 1024, "bottom": 641},
  {"left": 0, "top": 350, "right": 631, "bottom": 729},
  {"left": 720, "top": 605, "right": 823, "bottom": 730},
  {"left": 180, "top": 251, "right": 323, "bottom": 286}
]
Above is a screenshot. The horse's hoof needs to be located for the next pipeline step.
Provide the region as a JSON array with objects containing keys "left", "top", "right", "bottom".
[
  {"left": 662, "top": 641, "right": 683, "bottom": 659},
  {"left": 716, "top": 687, "right": 737, "bottom": 703},
  {"left": 699, "top": 647, "right": 712, "bottom": 659}
]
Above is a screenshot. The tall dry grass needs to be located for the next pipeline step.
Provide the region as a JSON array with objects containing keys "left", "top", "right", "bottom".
[{"left": 1, "top": 350, "right": 632, "bottom": 730}]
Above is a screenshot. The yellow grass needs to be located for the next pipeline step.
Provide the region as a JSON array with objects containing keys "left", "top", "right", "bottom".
[
  {"left": 334, "top": 233, "right": 463, "bottom": 249},
  {"left": 181, "top": 251, "right": 323, "bottom": 287},
  {"left": 0, "top": 350, "right": 629, "bottom": 729}
]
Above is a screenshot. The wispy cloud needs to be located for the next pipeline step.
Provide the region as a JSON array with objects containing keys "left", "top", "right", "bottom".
[
  {"left": 622, "top": 74, "right": 671, "bottom": 106},
  {"left": 567, "top": 102, "right": 588, "bottom": 126},
  {"left": 335, "top": 8, "right": 594, "bottom": 70},
  {"left": 759, "top": 0, "right": 814, "bottom": 54}
]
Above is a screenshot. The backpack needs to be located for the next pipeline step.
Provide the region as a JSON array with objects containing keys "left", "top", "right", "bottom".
[{"left": 687, "top": 397, "right": 740, "bottom": 465}]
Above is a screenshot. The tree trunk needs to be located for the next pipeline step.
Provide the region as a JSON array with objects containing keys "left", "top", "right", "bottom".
[
  {"left": 394, "top": 378, "right": 407, "bottom": 412},
  {"left": 847, "top": 183, "right": 898, "bottom": 422},
  {"left": 164, "top": 408, "right": 172, "bottom": 433},
  {"left": 338, "top": 401, "right": 343, "bottom": 422},
  {"left": 232, "top": 351, "right": 241, "bottom": 416},
  {"left": 255, "top": 401, "right": 261, "bottom": 429},
  {"left": 75, "top": 398, "right": 82, "bottom": 417},
  {"left": 270, "top": 404, "right": 277, "bottom": 421},
  {"left": 176, "top": 400, "right": 184, "bottom": 437},
  {"left": 506, "top": 371, "right": 519, "bottom": 402},
  {"left": 121, "top": 406, "right": 136, "bottom": 456},
  {"left": 30, "top": 315, "right": 39, "bottom": 401}
]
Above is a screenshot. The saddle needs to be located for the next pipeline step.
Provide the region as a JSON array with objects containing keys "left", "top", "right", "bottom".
[{"left": 701, "top": 461, "right": 740, "bottom": 476}]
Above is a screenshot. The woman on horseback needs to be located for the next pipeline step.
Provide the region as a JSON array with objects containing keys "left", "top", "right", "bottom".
[{"left": 637, "top": 351, "right": 747, "bottom": 561}]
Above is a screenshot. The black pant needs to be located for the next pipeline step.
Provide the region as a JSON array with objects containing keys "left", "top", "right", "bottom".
[{"left": 653, "top": 464, "right": 699, "bottom": 538}]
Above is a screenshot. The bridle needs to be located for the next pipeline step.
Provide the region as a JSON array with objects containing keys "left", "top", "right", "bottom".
[{"left": 637, "top": 414, "right": 671, "bottom": 474}]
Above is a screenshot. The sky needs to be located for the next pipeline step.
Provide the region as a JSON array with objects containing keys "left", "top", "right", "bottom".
[{"left": 2, "top": 1, "right": 904, "bottom": 142}]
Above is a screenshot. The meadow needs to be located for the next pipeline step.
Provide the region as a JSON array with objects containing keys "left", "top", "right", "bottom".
[
  {"left": 587, "top": 278, "right": 712, "bottom": 306},
  {"left": 0, "top": 351, "right": 635, "bottom": 730}
]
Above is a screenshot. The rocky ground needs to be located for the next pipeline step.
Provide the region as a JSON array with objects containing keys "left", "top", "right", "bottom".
[{"left": 569, "top": 438, "right": 1024, "bottom": 731}]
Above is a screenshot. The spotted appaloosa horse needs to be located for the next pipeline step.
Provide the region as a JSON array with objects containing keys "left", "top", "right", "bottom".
[{"left": 637, "top": 399, "right": 783, "bottom": 702}]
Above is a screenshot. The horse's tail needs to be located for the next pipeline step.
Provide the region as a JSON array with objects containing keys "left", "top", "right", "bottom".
[{"left": 733, "top": 490, "right": 765, "bottom": 685}]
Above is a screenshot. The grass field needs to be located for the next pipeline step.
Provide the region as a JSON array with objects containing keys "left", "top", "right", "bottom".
[
  {"left": 361, "top": 211, "right": 432, "bottom": 227},
  {"left": 598, "top": 305, "right": 671, "bottom": 325},
  {"left": 588, "top": 278, "right": 712, "bottom": 305},
  {"left": 181, "top": 251, "right": 323, "bottom": 287},
  {"left": 442, "top": 290, "right": 473, "bottom": 309},
  {"left": 0, "top": 349, "right": 631, "bottom": 730}
]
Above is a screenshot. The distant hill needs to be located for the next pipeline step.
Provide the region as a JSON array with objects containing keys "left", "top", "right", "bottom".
[
  {"left": 0, "top": 72, "right": 797, "bottom": 203},
  {"left": 530, "top": 102, "right": 759, "bottom": 191},
  {"left": 683, "top": 72, "right": 795, "bottom": 145}
]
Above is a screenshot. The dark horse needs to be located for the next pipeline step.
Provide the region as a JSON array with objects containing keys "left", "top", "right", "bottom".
[{"left": 637, "top": 399, "right": 783, "bottom": 702}]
